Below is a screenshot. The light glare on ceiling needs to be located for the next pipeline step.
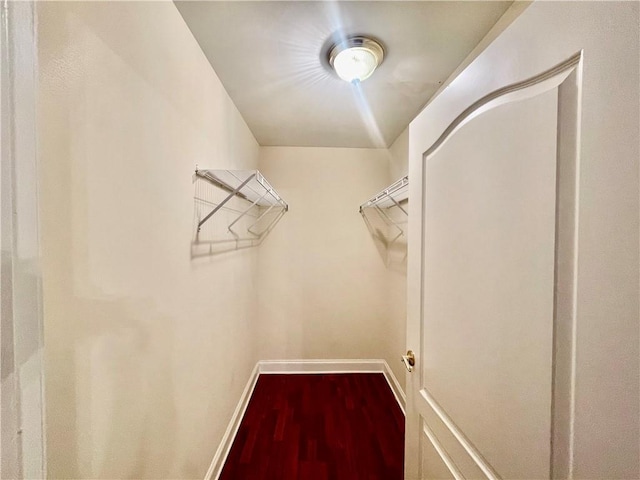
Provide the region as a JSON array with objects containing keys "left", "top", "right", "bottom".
[{"left": 329, "top": 36, "right": 384, "bottom": 83}]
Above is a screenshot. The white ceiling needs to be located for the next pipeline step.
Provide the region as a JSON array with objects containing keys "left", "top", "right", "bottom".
[{"left": 175, "top": 1, "right": 512, "bottom": 148}]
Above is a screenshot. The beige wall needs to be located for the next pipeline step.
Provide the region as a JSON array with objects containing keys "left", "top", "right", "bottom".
[
  {"left": 257, "top": 147, "right": 399, "bottom": 368},
  {"left": 37, "top": 2, "right": 260, "bottom": 478},
  {"left": 407, "top": 1, "right": 639, "bottom": 477},
  {"left": 386, "top": 129, "right": 409, "bottom": 390},
  {"left": 37, "top": 2, "right": 413, "bottom": 478},
  {"left": 389, "top": 127, "right": 409, "bottom": 182}
]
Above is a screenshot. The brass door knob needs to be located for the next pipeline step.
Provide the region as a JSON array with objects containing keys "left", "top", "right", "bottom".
[{"left": 402, "top": 350, "right": 415, "bottom": 372}]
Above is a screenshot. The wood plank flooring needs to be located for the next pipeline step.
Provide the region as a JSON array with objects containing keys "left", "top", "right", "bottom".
[{"left": 219, "top": 373, "right": 405, "bottom": 480}]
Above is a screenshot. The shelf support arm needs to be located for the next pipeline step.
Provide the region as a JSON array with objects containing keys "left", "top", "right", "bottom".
[
  {"left": 387, "top": 195, "right": 408, "bottom": 216},
  {"left": 228, "top": 189, "right": 270, "bottom": 231},
  {"left": 248, "top": 206, "right": 286, "bottom": 237},
  {"left": 197, "top": 173, "right": 256, "bottom": 231},
  {"left": 374, "top": 205, "right": 405, "bottom": 231},
  {"left": 247, "top": 204, "right": 277, "bottom": 236},
  {"left": 373, "top": 205, "right": 405, "bottom": 249}
]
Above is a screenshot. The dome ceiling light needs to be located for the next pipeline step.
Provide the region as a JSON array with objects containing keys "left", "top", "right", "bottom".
[{"left": 328, "top": 36, "right": 384, "bottom": 83}]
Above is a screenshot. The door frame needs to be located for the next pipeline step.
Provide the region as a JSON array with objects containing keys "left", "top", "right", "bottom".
[
  {"left": 1, "top": 1, "right": 46, "bottom": 478},
  {"left": 404, "top": 52, "right": 584, "bottom": 479}
]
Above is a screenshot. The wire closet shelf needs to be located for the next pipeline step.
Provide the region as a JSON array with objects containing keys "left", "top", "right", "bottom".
[
  {"left": 195, "top": 169, "right": 288, "bottom": 236},
  {"left": 359, "top": 175, "right": 408, "bottom": 213},
  {"left": 359, "top": 175, "right": 409, "bottom": 265}
]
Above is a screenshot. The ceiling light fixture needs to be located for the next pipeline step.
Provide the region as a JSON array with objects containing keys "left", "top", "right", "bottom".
[{"left": 328, "top": 36, "right": 384, "bottom": 83}]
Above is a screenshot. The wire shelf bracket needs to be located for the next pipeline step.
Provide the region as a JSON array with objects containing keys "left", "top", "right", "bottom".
[
  {"left": 359, "top": 175, "right": 408, "bottom": 213},
  {"left": 195, "top": 169, "right": 288, "bottom": 236},
  {"left": 359, "top": 175, "right": 409, "bottom": 263}
]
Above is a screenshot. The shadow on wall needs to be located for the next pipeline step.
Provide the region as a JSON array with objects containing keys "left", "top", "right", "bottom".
[
  {"left": 360, "top": 206, "right": 407, "bottom": 274},
  {"left": 47, "top": 283, "right": 179, "bottom": 478},
  {"left": 39, "top": 3, "right": 265, "bottom": 477},
  {"left": 190, "top": 176, "right": 286, "bottom": 257},
  {"left": 42, "top": 82, "right": 179, "bottom": 478}
]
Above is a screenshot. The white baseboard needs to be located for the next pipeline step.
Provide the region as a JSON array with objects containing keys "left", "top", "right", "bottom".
[
  {"left": 259, "top": 358, "right": 405, "bottom": 413},
  {"left": 258, "top": 358, "right": 385, "bottom": 374},
  {"left": 205, "top": 363, "right": 260, "bottom": 480},
  {"left": 205, "top": 359, "right": 406, "bottom": 480}
]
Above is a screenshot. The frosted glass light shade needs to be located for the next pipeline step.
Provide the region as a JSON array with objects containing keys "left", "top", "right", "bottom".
[
  {"left": 329, "top": 36, "right": 384, "bottom": 83},
  {"left": 333, "top": 47, "right": 378, "bottom": 82}
]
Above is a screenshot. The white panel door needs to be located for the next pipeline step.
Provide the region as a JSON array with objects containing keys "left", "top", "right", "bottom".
[{"left": 405, "top": 57, "right": 582, "bottom": 479}]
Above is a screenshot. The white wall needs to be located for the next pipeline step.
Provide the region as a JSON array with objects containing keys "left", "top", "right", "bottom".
[
  {"left": 37, "top": 2, "right": 260, "bottom": 478},
  {"left": 257, "top": 147, "right": 397, "bottom": 367},
  {"left": 407, "top": 1, "right": 639, "bottom": 477}
]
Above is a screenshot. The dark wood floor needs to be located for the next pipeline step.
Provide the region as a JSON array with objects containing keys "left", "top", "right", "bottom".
[{"left": 219, "top": 373, "right": 405, "bottom": 480}]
